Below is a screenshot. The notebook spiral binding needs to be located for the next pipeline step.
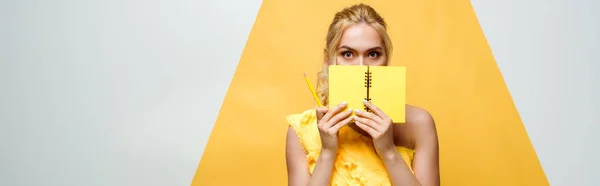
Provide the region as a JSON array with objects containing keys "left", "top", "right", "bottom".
[{"left": 364, "top": 66, "right": 372, "bottom": 112}]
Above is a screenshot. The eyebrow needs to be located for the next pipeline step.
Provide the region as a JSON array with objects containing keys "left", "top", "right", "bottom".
[{"left": 338, "top": 45, "right": 383, "bottom": 51}]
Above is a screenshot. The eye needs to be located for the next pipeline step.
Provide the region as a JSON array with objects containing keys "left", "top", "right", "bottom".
[
  {"left": 341, "top": 51, "right": 354, "bottom": 58},
  {"left": 368, "top": 51, "right": 380, "bottom": 58}
]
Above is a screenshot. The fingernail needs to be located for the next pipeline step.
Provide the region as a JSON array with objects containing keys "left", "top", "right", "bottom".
[
  {"left": 341, "top": 101, "right": 347, "bottom": 105},
  {"left": 362, "top": 99, "right": 368, "bottom": 103},
  {"left": 354, "top": 109, "right": 360, "bottom": 113}
]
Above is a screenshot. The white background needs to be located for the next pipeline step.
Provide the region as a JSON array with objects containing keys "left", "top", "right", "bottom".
[
  {"left": 471, "top": 0, "right": 599, "bottom": 185},
  {"left": 1, "top": 0, "right": 262, "bottom": 185},
  {"left": 1, "top": 0, "right": 598, "bottom": 185}
]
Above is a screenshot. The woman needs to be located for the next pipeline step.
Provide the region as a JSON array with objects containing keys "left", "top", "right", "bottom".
[{"left": 285, "top": 3, "right": 440, "bottom": 186}]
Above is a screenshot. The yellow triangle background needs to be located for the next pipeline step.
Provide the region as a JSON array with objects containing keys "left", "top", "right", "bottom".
[{"left": 191, "top": 0, "right": 548, "bottom": 185}]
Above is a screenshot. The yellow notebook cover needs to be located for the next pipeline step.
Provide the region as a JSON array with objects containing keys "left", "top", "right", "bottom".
[{"left": 328, "top": 65, "right": 406, "bottom": 123}]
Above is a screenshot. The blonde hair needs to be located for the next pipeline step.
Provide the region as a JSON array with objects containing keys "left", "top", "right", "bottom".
[{"left": 316, "top": 3, "right": 393, "bottom": 106}]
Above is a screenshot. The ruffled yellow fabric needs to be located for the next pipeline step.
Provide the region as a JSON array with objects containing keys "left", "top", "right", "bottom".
[{"left": 286, "top": 109, "right": 415, "bottom": 186}]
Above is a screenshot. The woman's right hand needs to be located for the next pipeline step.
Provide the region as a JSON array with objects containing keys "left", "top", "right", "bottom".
[{"left": 315, "top": 101, "right": 354, "bottom": 153}]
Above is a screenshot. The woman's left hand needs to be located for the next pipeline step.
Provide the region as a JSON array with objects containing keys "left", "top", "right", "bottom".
[{"left": 353, "top": 100, "right": 396, "bottom": 158}]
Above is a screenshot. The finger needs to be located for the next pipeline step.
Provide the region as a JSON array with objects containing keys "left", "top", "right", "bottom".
[
  {"left": 353, "top": 116, "right": 383, "bottom": 132},
  {"left": 354, "top": 120, "right": 379, "bottom": 137},
  {"left": 353, "top": 108, "right": 382, "bottom": 122},
  {"left": 325, "top": 108, "right": 353, "bottom": 128},
  {"left": 315, "top": 106, "right": 328, "bottom": 121},
  {"left": 322, "top": 101, "right": 348, "bottom": 122},
  {"left": 362, "top": 100, "right": 390, "bottom": 120},
  {"left": 329, "top": 115, "right": 353, "bottom": 133}
]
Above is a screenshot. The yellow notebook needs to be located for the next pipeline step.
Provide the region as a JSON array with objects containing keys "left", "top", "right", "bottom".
[{"left": 328, "top": 65, "right": 406, "bottom": 123}]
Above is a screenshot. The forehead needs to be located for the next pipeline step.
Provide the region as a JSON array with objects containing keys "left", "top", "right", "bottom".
[{"left": 338, "top": 23, "right": 382, "bottom": 50}]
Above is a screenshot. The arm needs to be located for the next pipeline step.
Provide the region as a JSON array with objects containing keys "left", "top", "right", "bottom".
[
  {"left": 410, "top": 111, "right": 440, "bottom": 186},
  {"left": 381, "top": 111, "right": 440, "bottom": 186},
  {"left": 380, "top": 149, "right": 421, "bottom": 186},
  {"left": 285, "top": 127, "right": 338, "bottom": 186},
  {"left": 286, "top": 127, "right": 310, "bottom": 186},
  {"left": 308, "top": 149, "right": 337, "bottom": 186},
  {"left": 286, "top": 104, "right": 353, "bottom": 186}
]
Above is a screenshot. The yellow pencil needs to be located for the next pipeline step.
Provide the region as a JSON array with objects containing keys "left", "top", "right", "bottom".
[{"left": 303, "top": 73, "right": 323, "bottom": 107}]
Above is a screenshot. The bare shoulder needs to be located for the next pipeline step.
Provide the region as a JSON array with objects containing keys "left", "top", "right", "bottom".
[
  {"left": 286, "top": 126, "right": 307, "bottom": 155},
  {"left": 406, "top": 105, "right": 435, "bottom": 127},
  {"left": 393, "top": 105, "right": 437, "bottom": 148},
  {"left": 397, "top": 105, "right": 440, "bottom": 185}
]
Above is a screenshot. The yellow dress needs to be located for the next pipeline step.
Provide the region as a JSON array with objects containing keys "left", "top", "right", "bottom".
[{"left": 286, "top": 109, "right": 416, "bottom": 186}]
